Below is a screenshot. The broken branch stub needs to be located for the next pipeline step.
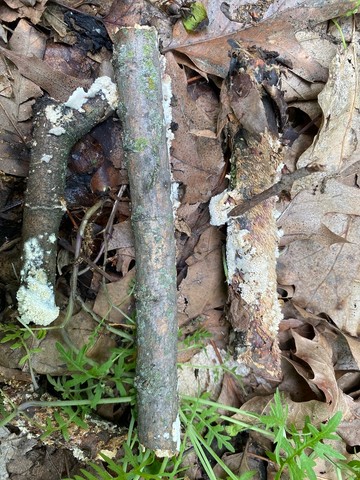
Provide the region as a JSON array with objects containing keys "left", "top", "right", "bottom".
[
  {"left": 17, "top": 78, "right": 117, "bottom": 327},
  {"left": 113, "top": 26, "right": 179, "bottom": 457}
]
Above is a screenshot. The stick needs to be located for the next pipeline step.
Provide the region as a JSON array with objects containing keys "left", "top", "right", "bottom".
[
  {"left": 228, "top": 164, "right": 324, "bottom": 217},
  {"left": 210, "top": 46, "right": 288, "bottom": 393},
  {"left": 113, "top": 26, "right": 179, "bottom": 457},
  {"left": 16, "top": 78, "right": 117, "bottom": 326}
]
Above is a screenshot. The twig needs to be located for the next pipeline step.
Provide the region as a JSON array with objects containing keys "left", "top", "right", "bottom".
[
  {"left": 229, "top": 164, "right": 324, "bottom": 217},
  {"left": 210, "top": 46, "right": 289, "bottom": 391},
  {"left": 63, "top": 199, "right": 105, "bottom": 328}
]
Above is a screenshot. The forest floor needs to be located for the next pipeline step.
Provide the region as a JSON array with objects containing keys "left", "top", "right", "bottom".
[{"left": 0, "top": 0, "right": 360, "bottom": 479}]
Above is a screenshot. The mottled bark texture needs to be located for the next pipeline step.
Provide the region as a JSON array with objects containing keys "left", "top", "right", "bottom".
[
  {"left": 210, "top": 46, "right": 288, "bottom": 394},
  {"left": 17, "top": 78, "right": 117, "bottom": 326},
  {"left": 226, "top": 131, "right": 283, "bottom": 387},
  {"left": 113, "top": 27, "right": 179, "bottom": 456}
]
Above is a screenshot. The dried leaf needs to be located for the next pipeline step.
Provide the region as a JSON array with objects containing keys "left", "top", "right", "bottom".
[
  {"left": 0, "top": 131, "right": 29, "bottom": 175},
  {"left": 108, "top": 219, "right": 134, "bottom": 250},
  {"left": 278, "top": 46, "right": 360, "bottom": 335},
  {"left": 0, "top": 20, "right": 45, "bottom": 138},
  {"left": 0, "top": 0, "right": 47, "bottom": 24},
  {"left": 292, "top": 330, "right": 339, "bottom": 405},
  {"left": 296, "top": 37, "right": 360, "bottom": 177},
  {"left": 178, "top": 344, "right": 223, "bottom": 397},
  {"left": 278, "top": 37, "right": 360, "bottom": 336},
  {"left": 0, "top": 45, "right": 91, "bottom": 102},
  {"left": 29, "top": 309, "right": 116, "bottom": 375},
  {"left": 178, "top": 227, "right": 226, "bottom": 323},
  {"left": 166, "top": 0, "right": 355, "bottom": 81},
  {"left": 107, "top": 220, "right": 135, "bottom": 276},
  {"left": 166, "top": 52, "right": 224, "bottom": 203},
  {"left": 93, "top": 269, "right": 135, "bottom": 324}
]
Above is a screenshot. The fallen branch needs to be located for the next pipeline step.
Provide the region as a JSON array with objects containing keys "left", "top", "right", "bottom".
[
  {"left": 210, "top": 46, "right": 288, "bottom": 393},
  {"left": 16, "top": 78, "right": 117, "bottom": 326},
  {"left": 113, "top": 26, "right": 179, "bottom": 457}
]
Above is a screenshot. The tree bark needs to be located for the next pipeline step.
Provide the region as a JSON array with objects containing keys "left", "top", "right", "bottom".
[
  {"left": 210, "top": 46, "right": 288, "bottom": 394},
  {"left": 113, "top": 27, "right": 179, "bottom": 456},
  {"left": 17, "top": 78, "right": 117, "bottom": 326}
]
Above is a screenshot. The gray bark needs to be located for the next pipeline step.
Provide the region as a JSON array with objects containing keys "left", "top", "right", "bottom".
[
  {"left": 17, "top": 79, "right": 116, "bottom": 326},
  {"left": 113, "top": 26, "right": 179, "bottom": 457}
]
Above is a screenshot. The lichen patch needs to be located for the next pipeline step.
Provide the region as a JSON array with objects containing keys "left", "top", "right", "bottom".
[{"left": 16, "top": 237, "right": 59, "bottom": 326}]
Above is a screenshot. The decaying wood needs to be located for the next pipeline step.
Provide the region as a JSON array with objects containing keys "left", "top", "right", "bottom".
[
  {"left": 210, "top": 46, "right": 288, "bottom": 392},
  {"left": 16, "top": 79, "right": 117, "bottom": 326},
  {"left": 113, "top": 26, "right": 179, "bottom": 456}
]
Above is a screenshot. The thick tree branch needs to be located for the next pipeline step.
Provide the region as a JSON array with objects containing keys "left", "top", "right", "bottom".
[
  {"left": 113, "top": 26, "right": 179, "bottom": 457},
  {"left": 210, "top": 46, "right": 288, "bottom": 393},
  {"left": 16, "top": 78, "right": 117, "bottom": 326}
]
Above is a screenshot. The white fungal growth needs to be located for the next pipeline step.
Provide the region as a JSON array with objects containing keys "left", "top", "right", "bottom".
[
  {"left": 226, "top": 224, "right": 252, "bottom": 286},
  {"left": 161, "top": 54, "right": 179, "bottom": 219},
  {"left": 45, "top": 104, "right": 72, "bottom": 136},
  {"left": 49, "top": 126, "right": 66, "bottom": 136},
  {"left": 45, "top": 77, "right": 117, "bottom": 136},
  {"left": 45, "top": 104, "right": 63, "bottom": 124},
  {"left": 16, "top": 237, "right": 59, "bottom": 326},
  {"left": 65, "top": 76, "right": 118, "bottom": 112},
  {"left": 172, "top": 414, "right": 181, "bottom": 452},
  {"left": 209, "top": 189, "right": 242, "bottom": 226},
  {"left": 170, "top": 182, "right": 180, "bottom": 214},
  {"left": 40, "top": 154, "right": 53, "bottom": 163},
  {"left": 161, "top": 55, "right": 174, "bottom": 152}
]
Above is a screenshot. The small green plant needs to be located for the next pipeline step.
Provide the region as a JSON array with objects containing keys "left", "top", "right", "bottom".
[
  {"left": 47, "top": 315, "right": 136, "bottom": 413},
  {"left": 64, "top": 412, "right": 182, "bottom": 480},
  {"left": 180, "top": 393, "right": 253, "bottom": 480},
  {"left": 66, "top": 390, "right": 358, "bottom": 480},
  {"left": 258, "top": 390, "right": 346, "bottom": 479},
  {"left": 47, "top": 339, "right": 136, "bottom": 409},
  {"left": 0, "top": 318, "right": 357, "bottom": 479},
  {"left": 225, "top": 390, "right": 358, "bottom": 480},
  {"left": 178, "top": 324, "right": 212, "bottom": 352},
  {"left": 41, "top": 405, "right": 88, "bottom": 441},
  {"left": 0, "top": 322, "right": 47, "bottom": 387},
  {"left": 332, "top": 1, "right": 360, "bottom": 49},
  {"left": 0, "top": 315, "right": 137, "bottom": 438}
]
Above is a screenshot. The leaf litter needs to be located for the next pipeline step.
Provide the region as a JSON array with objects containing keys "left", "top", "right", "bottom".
[{"left": 0, "top": 0, "right": 360, "bottom": 478}]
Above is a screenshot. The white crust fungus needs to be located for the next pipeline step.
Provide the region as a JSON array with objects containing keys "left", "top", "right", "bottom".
[
  {"left": 45, "top": 77, "right": 117, "bottom": 137},
  {"left": 161, "top": 56, "right": 174, "bottom": 152},
  {"left": 209, "top": 189, "right": 242, "bottom": 226},
  {"left": 64, "top": 76, "right": 118, "bottom": 112},
  {"left": 40, "top": 154, "right": 53, "bottom": 163},
  {"left": 45, "top": 104, "right": 72, "bottom": 136},
  {"left": 16, "top": 237, "right": 59, "bottom": 326},
  {"left": 49, "top": 126, "right": 66, "bottom": 136},
  {"left": 172, "top": 415, "right": 181, "bottom": 451}
]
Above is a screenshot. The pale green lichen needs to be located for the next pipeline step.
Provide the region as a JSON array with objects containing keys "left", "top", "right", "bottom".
[
  {"left": 16, "top": 237, "right": 59, "bottom": 326},
  {"left": 132, "top": 137, "right": 149, "bottom": 152}
]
